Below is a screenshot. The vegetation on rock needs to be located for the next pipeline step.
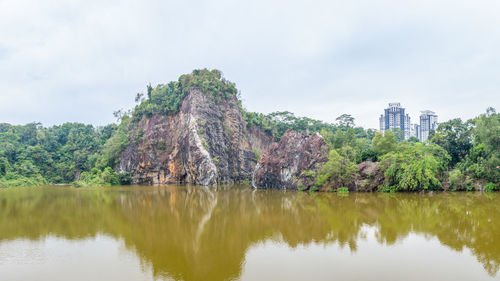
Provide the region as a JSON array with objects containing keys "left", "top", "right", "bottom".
[{"left": 132, "top": 69, "right": 238, "bottom": 121}]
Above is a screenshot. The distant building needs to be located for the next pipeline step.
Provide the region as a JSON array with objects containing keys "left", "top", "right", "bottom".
[
  {"left": 410, "top": 124, "right": 420, "bottom": 139},
  {"left": 379, "top": 103, "right": 411, "bottom": 140},
  {"left": 419, "top": 110, "right": 438, "bottom": 141}
]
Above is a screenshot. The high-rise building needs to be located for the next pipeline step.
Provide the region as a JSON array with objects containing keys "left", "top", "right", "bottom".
[
  {"left": 379, "top": 103, "right": 411, "bottom": 140},
  {"left": 410, "top": 123, "right": 420, "bottom": 139},
  {"left": 419, "top": 110, "right": 438, "bottom": 141}
]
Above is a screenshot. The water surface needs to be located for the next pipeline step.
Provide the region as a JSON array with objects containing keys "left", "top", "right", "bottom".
[{"left": 0, "top": 186, "right": 499, "bottom": 281}]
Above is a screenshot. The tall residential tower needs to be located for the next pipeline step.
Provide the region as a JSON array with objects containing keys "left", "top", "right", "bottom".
[
  {"left": 419, "top": 110, "right": 438, "bottom": 141},
  {"left": 379, "top": 103, "right": 411, "bottom": 140}
]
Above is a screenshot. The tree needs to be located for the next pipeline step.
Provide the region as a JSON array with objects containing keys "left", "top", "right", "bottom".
[
  {"left": 332, "top": 127, "right": 356, "bottom": 149},
  {"left": 468, "top": 108, "right": 500, "bottom": 183},
  {"left": 135, "top": 93, "right": 144, "bottom": 103},
  {"left": 448, "top": 169, "right": 470, "bottom": 191},
  {"left": 390, "top": 128, "right": 405, "bottom": 142},
  {"left": 381, "top": 143, "right": 450, "bottom": 191},
  {"left": 430, "top": 118, "right": 472, "bottom": 166},
  {"left": 315, "top": 148, "right": 359, "bottom": 188},
  {"left": 336, "top": 114, "right": 355, "bottom": 128},
  {"left": 373, "top": 131, "right": 397, "bottom": 156},
  {"left": 407, "top": 136, "right": 419, "bottom": 143},
  {"left": 147, "top": 84, "right": 153, "bottom": 100},
  {"left": 0, "top": 157, "right": 9, "bottom": 176}
]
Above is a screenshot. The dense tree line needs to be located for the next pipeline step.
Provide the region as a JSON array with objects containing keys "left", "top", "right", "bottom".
[
  {"left": 0, "top": 122, "right": 130, "bottom": 187},
  {"left": 243, "top": 110, "right": 376, "bottom": 142}
]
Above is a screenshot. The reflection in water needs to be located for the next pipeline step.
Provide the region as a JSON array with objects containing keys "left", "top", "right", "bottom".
[{"left": 0, "top": 186, "right": 499, "bottom": 280}]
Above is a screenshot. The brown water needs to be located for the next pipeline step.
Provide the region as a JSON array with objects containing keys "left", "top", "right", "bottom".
[{"left": 0, "top": 185, "right": 499, "bottom": 281}]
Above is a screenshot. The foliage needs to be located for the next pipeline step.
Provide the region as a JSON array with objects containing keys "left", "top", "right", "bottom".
[
  {"left": 390, "top": 128, "right": 405, "bottom": 142},
  {"left": 132, "top": 69, "right": 238, "bottom": 121},
  {"left": 372, "top": 131, "right": 397, "bottom": 156},
  {"left": 448, "top": 169, "right": 473, "bottom": 191},
  {"left": 379, "top": 184, "right": 397, "bottom": 193},
  {"left": 243, "top": 110, "right": 338, "bottom": 140},
  {"left": 0, "top": 173, "right": 48, "bottom": 187},
  {"left": 484, "top": 182, "right": 498, "bottom": 192},
  {"left": 73, "top": 167, "right": 124, "bottom": 187},
  {"left": 253, "top": 148, "right": 262, "bottom": 161},
  {"left": 313, "top": 148, "right": 359, "bottom": 189},
  {"left": 431, "top": 118, "right": 472, "bottom": 166},
  {"left": 0, "top": 122, "right": 117, "bottom": 186},
  {"left": 97, "top": 116, "right": 131, "bottom": 169},
  {"left": 336, "top": 114, "right": 355, "bottom": 128},
  {"left": 380, "top": 143, "right": 450, "bottom": 191},
  {"left": 469, "top": 108, "right": 500, "bottom": 183},
  {"left": 407, "top": 136, "right": 419, "bottom": 143},
  {"left": 337, "top": 187, "right": 349, "bottom": 193},
  {"left": 242, "top": 111, "right": 277, "bottom": 136},
  {"left": 298, "top": 185, "right": 308, "bottom": 191},
  {"left": 309, "top": 186, "right": 319, "bottom": 192}
]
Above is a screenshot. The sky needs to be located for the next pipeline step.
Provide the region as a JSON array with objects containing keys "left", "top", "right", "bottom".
[{"left": 0, "top": 0, "right": 499, "bottom": 129}]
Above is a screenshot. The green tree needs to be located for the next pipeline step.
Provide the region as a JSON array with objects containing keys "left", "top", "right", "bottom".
[
  {"left": 431, "top": 118, "right": 472, "bottom": 166},
  {"left": 390, "top": 128, "right": 405, "bottom": 142},
  {"left": 0, "top": 157, "right": 9, "bottom": 176},
  {"left": 469, "top": 108, "right": 500, "bottom": 183},
  {"left": 373, "top": 131, "right": 397, "bottom": 156},
  {"left": 407, "top": 136, "right": 419, "bottom": 143},
  {"left": 448, "top": 169, "right": 470, "bottom": 191},
  {"left": 315, "top": 148, "right": 359, "bottom": 188},
  {"left": 336, "top": 114, "right": 355, "bottom": 128},
  {"left": 381, "top": 143, "right": 450, "bottom": 191}
]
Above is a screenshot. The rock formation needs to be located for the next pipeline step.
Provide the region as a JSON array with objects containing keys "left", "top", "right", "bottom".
[
  {"left": 252, "top": 130, "right": 328, "bottom": 189},
  {"left": 118, "top": 88, "right": 273, "bottom": 185},
  {"left": 355, "top": 161, "right": 384, "bottom": 192}
]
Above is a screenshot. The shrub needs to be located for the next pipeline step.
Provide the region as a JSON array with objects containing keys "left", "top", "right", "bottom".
[
  {"left": 314, "top": 149, "right": 358, "bottom": 188},
  {"left": 73, "top": 167, "right": 120, "bottom": 187},
  {"left": 298, "top": 185, "right": 308, "bottom": 191},
  {"left": 448, "top": 169, "right": 466, "bottom": 191},
  {"left": 118, "top": 172, "right": 132, "bottom": 185},
  {"left": 338, "top": 187, "right": 349, "bottom": 193},
  {"left": 484, "top": 182, "right": 499, "bottom": 192},
  {"left": 309, "top": 186, "right": 319, "bottom": 192},
  {"left": 380, "top": 184, "right": 397, "bottom": 193},
  {"left": 253, "top": 149, "right": 261, "bottom": 161},
  {"left": 381, "top": 143, "right": 449, "bottom": 191}
]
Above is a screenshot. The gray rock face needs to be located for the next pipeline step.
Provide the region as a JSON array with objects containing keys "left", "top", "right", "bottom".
[
  {"left": 252, "top": 130, "right": 328, "bottom": 190},
  {"left": 118, "top": 88, "right": 273, "bottom": 185}
]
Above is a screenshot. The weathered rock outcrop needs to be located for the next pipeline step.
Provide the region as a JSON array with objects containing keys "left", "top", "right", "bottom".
[
  {"left": 118, "top": 88, "right": 273, "bottom": 185},
  {"left": 252, "top": 130, "right": 328, "bottom": 189},
  {"left": 355, "top": 161, "right": 384, "bottom": 192}
]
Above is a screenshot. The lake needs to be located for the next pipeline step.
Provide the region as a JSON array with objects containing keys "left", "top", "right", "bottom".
[{"left": 0, "top": 185, "right": 499, "bottom": 281}]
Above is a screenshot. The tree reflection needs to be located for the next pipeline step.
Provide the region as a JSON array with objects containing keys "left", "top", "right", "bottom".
[{"left": 0, "top": 187, "right": 499, "bottom": 279}]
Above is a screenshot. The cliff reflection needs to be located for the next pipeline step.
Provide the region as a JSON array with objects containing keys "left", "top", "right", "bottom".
[{"left": 0, "top": 186, "right": 499, "bottom": 280}]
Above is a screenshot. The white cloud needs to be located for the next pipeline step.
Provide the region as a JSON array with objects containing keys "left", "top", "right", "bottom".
[{"left": 0, "top": 0, "right": 499, "bottom": 127}]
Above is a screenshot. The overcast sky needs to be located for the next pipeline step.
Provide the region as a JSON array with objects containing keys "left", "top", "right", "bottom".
[{"left": 0, "top": 0, "right": 499, "bottom": 129}]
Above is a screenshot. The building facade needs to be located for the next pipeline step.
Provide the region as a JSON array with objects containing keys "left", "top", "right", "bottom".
[
  {"left": 410, "top": 123, "right": 420, "bottom": 139},
  {"left": 419, "top": 110, "right": 438, "bottom": 141},
  {"left": 379, "top": 103, "right": 411, "bottom": 140}
]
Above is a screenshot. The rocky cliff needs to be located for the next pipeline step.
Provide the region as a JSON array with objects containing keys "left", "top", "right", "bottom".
[
  {"left": 118, "top": 88, "right": 273, "bottom": 185},
  {"left": 252, "top": 130, "right": 328, "bottom": 189}
]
